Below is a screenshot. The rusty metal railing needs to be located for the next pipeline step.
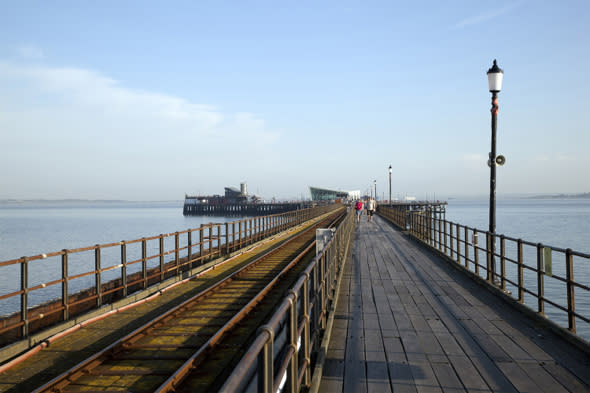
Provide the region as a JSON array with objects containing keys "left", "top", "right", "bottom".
[
  {"left": 0, "top": 205, "right": 340, "bottom": 347},
  {"left": 378, "top": 204, "right": 590, "bottom": 338},
  {"left": 219, "top": 208, "right": 355, "bottom": 393}
]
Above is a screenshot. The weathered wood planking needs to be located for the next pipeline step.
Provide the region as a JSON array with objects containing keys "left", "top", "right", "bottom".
[{"left": 318, "top": 215, "right": 590, "bottom": 393}]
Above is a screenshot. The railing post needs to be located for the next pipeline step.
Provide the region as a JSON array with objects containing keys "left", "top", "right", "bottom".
[
  {"left": 121, "top": 241, "right": 127, "bottom": 297},
  {"left": 486, "top": 233, "right": 492, "bottom": 282},
  {"left": 517, "top": 239, "right": 524, "bottom": 302},
  {"left": 188, "top": 230, "right": 193, "bottom": 269},
  {"left": 464, "top": 226, "right": 469, "bottom": 268},
  {"left": 62, "top": 250, "right": 69, "bottom": 321},
  {"left": 302, "top": 277, "right": 311, "bottom": 387},
  {"left": 500, "top": 235, "right": 506, "bottom": 290},
  {"left": 456, "top": 223, "right": 461, "bottom": 263},
  {"left": 565, "top": 248, "right": 576, "bottom": 333},
  {"left": 175, "top": 232, "right": 180, "bottom": 276},
  {"left": 225, "top": 222, "right": 230, "bottom": 255},
  {"left": 199, "top": 225, "right": 204, "bottom": 263},
  {"left": 159, "top": 234, "right": 165, "bottom": 281},
  {"left": 258, "top": 326, "right": 274, "bottom": 393},
  {"left": 537, "top": 243, "right": 545, "bottom": 316},
  {"left": 288, "top": 294, "right": 298, "bottom": 393},
  {"left": 474, "top": 233, "right": 480, "bottom": 276},
  {"left": 438, "top": 218, "right": 442, "bottom": 251},
  {"left": 95, "top": 245, "right": 102, "bottom": 307},
  {"left": 232, "top": 222, "right": 236, "bottom": 253},
  {"left": 142, "top": 238, "right": 147, "bottom": 289},
  {"left": 21, "top": 257, "right": 29, "bottom": 338},
  {"left": 449, "top": 223, "right": 454, "bottom": 260},
  {"left": 238, "top": 221, "right": 243, "bottom": 249}
]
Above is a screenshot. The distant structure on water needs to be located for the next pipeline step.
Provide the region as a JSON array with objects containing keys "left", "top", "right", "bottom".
[
  {"left": 309, "top": 186, "right": 361, "bottom": 202},
  {"left": 183, "top": 182, "right": 306, "bottom": 216}
]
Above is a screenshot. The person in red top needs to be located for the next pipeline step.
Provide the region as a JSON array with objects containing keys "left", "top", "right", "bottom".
[{"left": 354, "top": 199, "right": 363, "bottom": 222}]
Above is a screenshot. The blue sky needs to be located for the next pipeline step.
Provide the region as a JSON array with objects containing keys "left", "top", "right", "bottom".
[{"left": 1, "top": 1, "right": 589, "bottom": 201}]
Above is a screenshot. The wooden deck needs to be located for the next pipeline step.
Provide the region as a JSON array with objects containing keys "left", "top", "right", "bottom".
[{"left": 319, "top": 215, "right": 590, "bottom": 393}]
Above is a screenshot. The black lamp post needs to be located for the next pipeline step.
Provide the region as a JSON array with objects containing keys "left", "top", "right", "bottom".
[
  {"left": 388, "top": 165, "right": 392, "bottom": 205},
  {"left": 487, "top": 59, "right": 504, "bottom": 283}
]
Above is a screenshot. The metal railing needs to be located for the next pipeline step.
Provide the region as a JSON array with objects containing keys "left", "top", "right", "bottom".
[
  {"left": 378, "top": 204, "right": 590, "bottom": 338},
  {"left": 0, "top": 204, "right": 340, "bottom": 346},
  {"left": 220, "top": 209, "right": 355, "bottom": 393}
]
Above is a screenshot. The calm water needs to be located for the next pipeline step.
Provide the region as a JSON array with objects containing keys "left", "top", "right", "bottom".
[{"left": 0, "top": 198, "right": 588, "bottom": 340}]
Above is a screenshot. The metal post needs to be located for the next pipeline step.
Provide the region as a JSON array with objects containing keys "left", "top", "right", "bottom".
[
  {"left": 62, "top": 250, "right": 69, "bottom": 321},
  {"left": 537, "top": 243, "right": 545, "bottom": 316},
  {"left": 500, "top": 235, "right": 506, "bottom": 290},
  {"left": 159, "top": 235, "right": 165, "bottom": 281},
  {"left": 489, "top": 91, "right": 498, "bottom": 282},
  {"left": 175, "top": 232, "right": 180, "bottom": 276},
  {"left": 95, "top": 245, "right": 102, "bottom": 307},
  {"left": 142, "top": 238, "right": 147, "bottom": 289},
  {"left": 225, "top": 222, "right": 230, "bottom": 255},
  {"left": 188, "top": 230, "right": 193, "bottom": 269},
  {"left": 565, "top": 248, "right": 576, "bottom": 333},
  {"left": 374, "top": 180, "right": 377, "bottom": 202},
  {"left": 464, "top": 227, "right": 469, "bottom": 268},
  {"left": 199, "top": 224, "right": 204, "bottom": 263},
  {"left": 517, "top": 239, "right": 524, "bottom": 302},
  {"left": 121, "top": 241, "right": 127, "bottom": 297},
  {"left": 21, "top": 257, "right": 29, "bottom": 338},
  {"left": 389, "top": 165, "right": 392, "bottom": 205}
]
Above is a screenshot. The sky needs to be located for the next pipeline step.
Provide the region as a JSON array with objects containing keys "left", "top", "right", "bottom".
[{"left": 1, "top": 1, "right": 589, "bottom": 201}]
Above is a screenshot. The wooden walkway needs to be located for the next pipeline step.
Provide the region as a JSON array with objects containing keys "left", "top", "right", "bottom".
[{"left": 319, "top": 215, "right": 590, "bottom": 393}]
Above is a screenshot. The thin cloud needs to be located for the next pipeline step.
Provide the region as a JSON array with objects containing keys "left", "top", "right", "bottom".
[
  {"left": 17, "top": 45, "right": 45, "bottom": 59},
  {"left": 452, "top": 2, "right": 524, "bottom": 29}
]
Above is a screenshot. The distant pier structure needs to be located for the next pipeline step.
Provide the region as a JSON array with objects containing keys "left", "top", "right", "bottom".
[{"left": 183, "top": 182, "right": 310, "bottom": 216}]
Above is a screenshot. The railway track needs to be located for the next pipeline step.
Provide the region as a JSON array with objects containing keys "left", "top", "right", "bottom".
[{"left": 34, "top": 208, "right": 345, "bottom": 393}]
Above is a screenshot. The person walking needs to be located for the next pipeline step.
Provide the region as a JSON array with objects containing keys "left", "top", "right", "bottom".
[
  {"left": 355, "top": 199, "right": 363, "bottom": 222},
  {"left": 367, "top": 197, "right": 377, "bottom": 222}
]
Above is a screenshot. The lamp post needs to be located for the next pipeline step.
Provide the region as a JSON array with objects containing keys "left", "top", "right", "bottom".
[
  {"left": 374, "top": 180, "right": 377, "bottom": 202},
  {"left": 388, "top": 165, "right": 392, "bottom": 205},
  {"left": 487, "top": 59, "right": 504, "bottom": 283}
]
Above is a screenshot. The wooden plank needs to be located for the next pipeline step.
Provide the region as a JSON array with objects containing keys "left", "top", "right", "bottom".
[
  {"left": 431, "top": 362, "right": 466, "bottom": 393},
  {"left": 496, "top": 361, "right": 543, "bottom": 393},
  {"left": 518, "top": 362, "right": 570, "bottom": 393},
  {"left": 446, "top": 355, "right": 492, "bottom": 393},
  {"left": 408, "top": 361, "right": 443, "bottom": 393}
]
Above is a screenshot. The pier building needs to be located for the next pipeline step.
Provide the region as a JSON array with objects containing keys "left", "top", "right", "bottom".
[{"left": 309, "top": 186, "right": 361, "bottom": 201}]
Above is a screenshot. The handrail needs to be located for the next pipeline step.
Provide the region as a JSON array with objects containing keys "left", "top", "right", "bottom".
[
  {"left": 377, "top": 204, "right": 590, "bottom": 338},
  {"left": 0, "top": 204, "right": 341, "bottom": 348}
]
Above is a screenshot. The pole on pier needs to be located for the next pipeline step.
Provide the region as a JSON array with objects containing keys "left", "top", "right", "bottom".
[
  {"left": 487, "top": 59, "right": 504, "bottom": 284},
  {"left": 388, "top": 165, "right": 392, "bottom": 205}
]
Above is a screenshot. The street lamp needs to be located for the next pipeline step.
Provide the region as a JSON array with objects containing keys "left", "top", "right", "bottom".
[
  {"left": 374, "top": 180, "right": 377, "bottom": 202},
  {"left": 487, "top": 59, "right": 504, "bottom": 283},
  {"left": 388, "top": 165, "right": 392, "bottom": 205}
]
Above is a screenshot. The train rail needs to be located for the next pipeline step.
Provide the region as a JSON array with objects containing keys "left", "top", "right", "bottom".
[{"left": 34, "top": 208, "right": 346, "bottom": 393}]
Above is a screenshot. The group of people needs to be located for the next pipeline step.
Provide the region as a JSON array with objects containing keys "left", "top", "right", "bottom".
[{"left": 354, "top": 198, "right": 377, "bottom": 223}]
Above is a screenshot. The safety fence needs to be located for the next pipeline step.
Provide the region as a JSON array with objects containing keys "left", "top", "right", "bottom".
[
  {"left": 0, "top": 204, "right": 340, "bottom": 346},
  {"left": 377, "top": 204, "right": 590, "bottom": 339},
  {"left": 220, "top": 208, "right": 355, "bottom": 393}
]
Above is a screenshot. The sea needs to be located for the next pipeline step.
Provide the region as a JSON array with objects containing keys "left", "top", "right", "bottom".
[{"left": 0, "top": 198, "right": 588, "bottom": 340}]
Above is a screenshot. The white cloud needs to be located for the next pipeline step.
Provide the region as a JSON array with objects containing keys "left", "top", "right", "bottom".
[
  {"left": 0, "top": 60, "right": 280, "bottom": 199},
  {"left": 452, "top": 2, "right": 524, "bottom": 29}
]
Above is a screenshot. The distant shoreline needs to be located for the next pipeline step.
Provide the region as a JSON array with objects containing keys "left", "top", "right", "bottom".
[{"left": 526, "top": 193, "right": 590, "bottom": 199}]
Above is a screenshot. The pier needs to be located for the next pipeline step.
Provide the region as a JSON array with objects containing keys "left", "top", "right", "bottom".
[
  {"left": 0, "top": 204, "right": 589, "bottom": 392},
  {"left": 183, "top": 201, "right": 309, "bottom": 216}
]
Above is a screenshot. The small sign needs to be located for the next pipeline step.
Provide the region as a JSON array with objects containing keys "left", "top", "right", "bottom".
[
  {"left": 316, "top": 228, "right": 335, "bottom": 256},
  {"left": 544, "top": 247, "right": 552, "bottom": 277}
]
